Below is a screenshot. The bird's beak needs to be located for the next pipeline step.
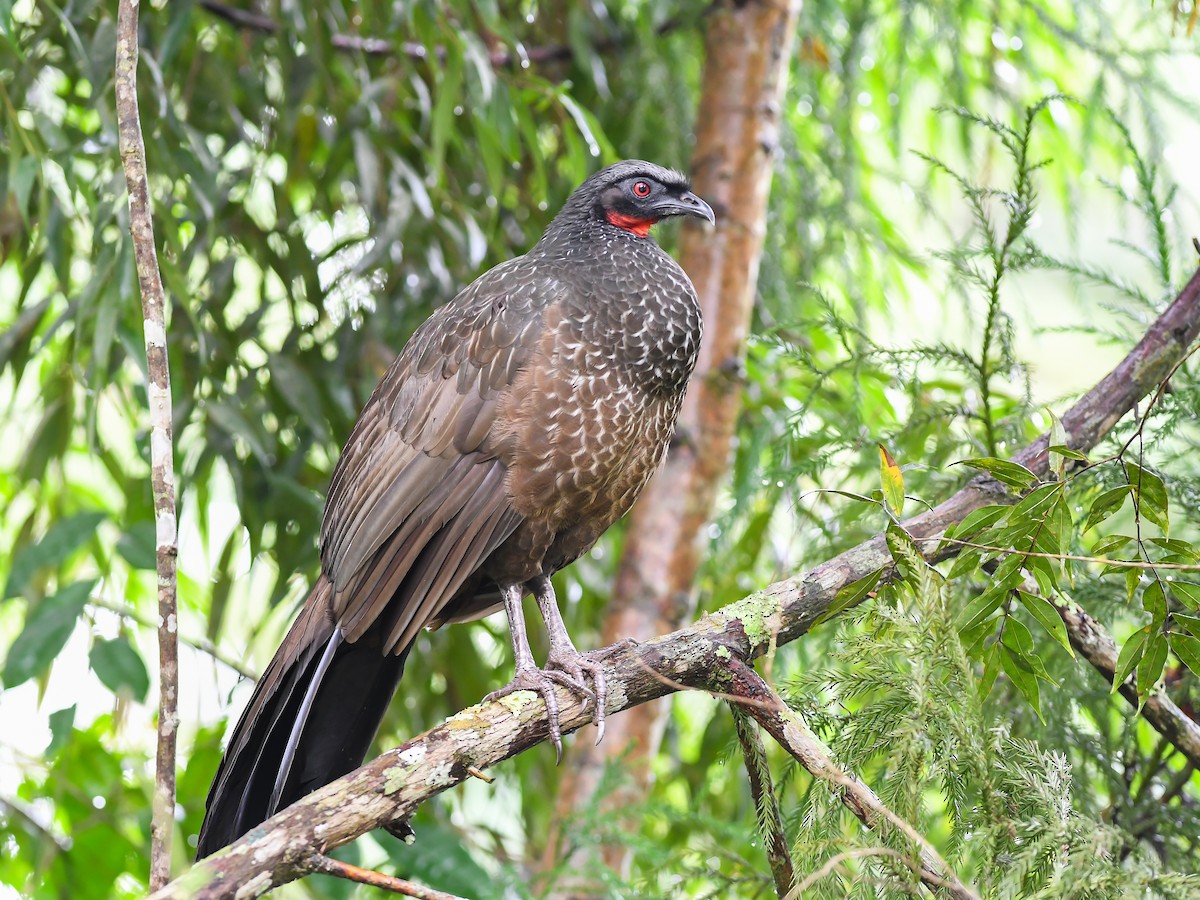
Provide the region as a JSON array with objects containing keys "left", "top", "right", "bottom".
[{"left": 653, "top": 191, "right": 716, "bottom": 226}]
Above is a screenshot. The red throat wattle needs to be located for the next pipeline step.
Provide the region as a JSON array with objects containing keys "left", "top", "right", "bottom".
[{"left": 605, "top": 210, "right": 658, "bottom": 237}]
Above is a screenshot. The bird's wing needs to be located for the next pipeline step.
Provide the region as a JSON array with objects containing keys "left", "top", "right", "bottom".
[{"left": 318, "top": 259, "right": 556, "bottom": 651}]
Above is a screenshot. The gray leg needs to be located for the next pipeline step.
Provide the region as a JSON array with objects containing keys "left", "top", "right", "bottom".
[
  {"left": 531, "top": 576, "right": 610, "bottom": 744},
  {"left": 485, "top": 581, "right": 593, "bottom": 760}
]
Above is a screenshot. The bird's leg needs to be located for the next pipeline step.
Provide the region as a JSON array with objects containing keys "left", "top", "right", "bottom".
[
  {"left": 485, "top": 581, "right": 594, "bottom": 761},
  {"left": 530, "top": 575, "right": 612, "bottom": 745}
]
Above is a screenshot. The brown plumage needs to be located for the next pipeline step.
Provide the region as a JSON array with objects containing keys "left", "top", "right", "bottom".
[{"left": 197, "top": 161, "right": 714, "bottom": 857}]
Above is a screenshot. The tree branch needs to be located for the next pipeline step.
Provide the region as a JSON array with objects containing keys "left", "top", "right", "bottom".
[
  {"left": 716, "top": 659, "right": 979, "bottom": 900},
  {"left": 156, "top": 266, "right": 1200, "bottom": 898},
  {"left": 115, "top": 0, "right": 180, "bottom": 890},
  {"left": 197, "top": 0, "right": 705, "bottom": 66},
  {"left": 731, "top": 706, "right": 795, "bottom": 898}
]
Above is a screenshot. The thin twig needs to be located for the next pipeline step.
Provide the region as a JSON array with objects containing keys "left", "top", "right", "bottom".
[
  {"left": 731, "top": 706, "right": 796, "bottom": 898},
  {"left": 308, "top": 855, "right": 467, "bottom": 899},
  {"left": 115, "top": 1, "right": 180, "bottom": 889},
  {"left": 940, "top": 536, "right": 1200, "bottom": 570},
  {"left": 787, "top": 847, "right": 916, "bottom": 898},
  {"left": 88, "top": 597, "right": 257, "bottom": 681}
]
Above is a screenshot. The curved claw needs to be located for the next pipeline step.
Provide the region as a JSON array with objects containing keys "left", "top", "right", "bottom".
[
  {"left": 545, "top": 650, "right": 610, "bottom": 746},
  {"left": 485, "top": 669, "right": 576, "bottom": 760}
]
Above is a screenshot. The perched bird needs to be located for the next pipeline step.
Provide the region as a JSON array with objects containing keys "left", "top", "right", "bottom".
[{"left": 196, "top": 160, "right": 714, "bottom": 857}]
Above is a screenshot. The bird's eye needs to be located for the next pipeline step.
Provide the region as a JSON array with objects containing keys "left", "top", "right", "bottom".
[{"left": 632, "top": 181, "right": 651, "bottom": 197}]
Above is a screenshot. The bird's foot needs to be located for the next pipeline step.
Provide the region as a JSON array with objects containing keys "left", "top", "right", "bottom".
[
  {"left": 485, "top": 666, "right": 595, "bottom": 763},
  {"left": 545, "top": 647, "right": 618, "bottom": 747}
]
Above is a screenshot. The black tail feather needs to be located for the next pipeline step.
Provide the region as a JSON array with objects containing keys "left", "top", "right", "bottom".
[{"left": 196, "top": 580, "right": 409, "bottom": 858}]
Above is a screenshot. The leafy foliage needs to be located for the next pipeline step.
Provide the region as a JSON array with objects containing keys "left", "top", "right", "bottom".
[{"left": 2, "top": 0, "right": 1200, "bottom": 896}]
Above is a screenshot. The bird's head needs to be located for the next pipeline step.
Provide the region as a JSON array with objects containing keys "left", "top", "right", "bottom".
[{"left": 552, "top": 160, "right": 716, "bottom": 239}]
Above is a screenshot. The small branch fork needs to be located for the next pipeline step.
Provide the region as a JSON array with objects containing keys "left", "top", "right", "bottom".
[
  {"left": 155, "top": 266, "right": 1200, "bottom": 899},
  {"left": 115, "top": 0, "right": 180, "bottom": 890}
]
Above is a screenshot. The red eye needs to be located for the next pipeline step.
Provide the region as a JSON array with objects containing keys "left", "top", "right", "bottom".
[{"left": 632, "top": 181, "right": 651, "bottom": 197}]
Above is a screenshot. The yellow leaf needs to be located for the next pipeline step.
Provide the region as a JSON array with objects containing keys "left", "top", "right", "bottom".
[{"left": 879, "top": 444, "right": 905, "bottom": 518}]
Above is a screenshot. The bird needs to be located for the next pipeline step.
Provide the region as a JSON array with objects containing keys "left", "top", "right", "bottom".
[{"left": 196, "top": 160, "right": 714, "bottom": 858}]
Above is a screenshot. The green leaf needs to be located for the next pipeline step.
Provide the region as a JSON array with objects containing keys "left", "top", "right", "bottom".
[
  {"left": 1046, "top": 443, "right": 1089, "bottom": 462},
  {"left": 946, "top": 504, "right": 1009, "bottom": 541},
  {"left": 1000, "top": 645, "right": 1042, "bottom": 719},
  {"left": 1142, "top": 581, "right": 1167, "bottom": 630},
  {"left": 956, "top": 457, "right": 1038, "bottom": 490},
  {"left": 1112, "top": 627, "right": 1149, "bottom": 692},
  {"left": 1169, "top": 632, "right": 1200, "bottom": 677},
  {"left": 1011, "top": 482, "right": 1063, "bottom": 519},
  {"left": 46, "top": 705, "right": 76, "bottom": 757},
  {"left": 979, "top": 644, "right": 1000, "bottom": 699},
  {"left": 816, "top": 569, "right": 884, "bottom": 626},
  {"left": 1084, "top": 486, "right": 1132, "bottom": 532},
  {"left": 1017, "top": 590, "right": 1074, "bottom": 657},
  {"left": 1091, "top": 534, "right": 1132, "bottom": 557},
  {"left": 116, "top": 522, "right": 157, "bottom": 571},
  {"left": 957, "top": 559, "right": 1021, "bottom": 633},
  {"left": 948, "top": 547, "right": 985, "bottom": 579},
  {"left": 1173, "top": 612, "right": 1200, "bottom": 636},
  {"left": 1125, "top": 461, "right": 1169, "bottom": 533},
  {"left": 90, "top": 637, "right": 150, "bottom": 702},
  {"left": 1137, "top": 631, "right": 1168, "bottom": 696},
  {"left": 4, "top": 511, "right": 106, "bottom": 598},
  {"left": 1166, "top": 578, "right": 1200, "bottom": 608},
  {"left": 1047, "top": 410, "right": 1069, "bottom": 481},
  {"left": 879, "top": 444, "right": 905, "bottom": 518},
  {"left": 2, "top": 580, "right": 94, "bottom": 688},
  {"left": 12, "top": 154, "right": 38, "bottom": 222}
]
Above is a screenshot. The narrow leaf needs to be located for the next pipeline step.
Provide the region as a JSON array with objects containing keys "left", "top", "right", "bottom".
[
  {"left": 1112, "top": 627, "right": 1149, "bottom": 692},
  {"left": 2, "top": 580, "right": 94, "bottom": 687},
  {"left": 1169, "top": 632, "right": 1200, "bottom": 676},
  {"left": 1084, "top": 486, "right": 1132, "bottom": 532},
  {"left": 816, "top": 569, "right": 883, "bottom": 626},
  {"left": 1169, "top": 581, "right": 1200, "bottom": 611},
  {"left": 956, "top": 457, "right": 1038, "bottom": 490},
  {"left": 1125, "top": 461, "right": 1169, "bottom": 533},
  {"left": 1137, "top": 631, "right": 1169, "bottom": 696},
  {"left": 879, "top": 444, "right": 905, "bottom": 518},
  {"left": 1000, "top": 645, "right": 1042, "bottom": 719},
  {"left": 90, "top": 637, "right": 150, "bottom": 702},
  {"left": 1017, "top": 591, "right": 1074, "bottom": 658}
]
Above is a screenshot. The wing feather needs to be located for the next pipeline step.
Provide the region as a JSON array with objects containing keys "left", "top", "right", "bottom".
[{"left": 317, "top": 258, "right": 562, "bottom": 650}]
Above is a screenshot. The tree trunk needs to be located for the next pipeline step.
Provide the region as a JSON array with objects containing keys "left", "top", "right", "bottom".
[{"left": 544, "top": 0, "right": 801, "bottom": 881}]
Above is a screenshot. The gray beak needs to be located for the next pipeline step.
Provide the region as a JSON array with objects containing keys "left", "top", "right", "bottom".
[{"left": 653, "top": 191, "right": 716, "bottom": 225}]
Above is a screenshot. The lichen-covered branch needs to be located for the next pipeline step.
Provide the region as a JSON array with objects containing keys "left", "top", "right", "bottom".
[
  {"left": 716, "top": 659, "right": 979, "bottom": 900},
  {"left": 154, "top": 267, "right": 1200, "bottom": 898},
  {"left": 115, "top": 0, "right": 180, "bottom": 889}
]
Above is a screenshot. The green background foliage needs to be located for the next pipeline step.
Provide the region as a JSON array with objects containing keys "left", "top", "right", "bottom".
[{"left": 2, "top": 0, "right": 1200, "bottom": 896}]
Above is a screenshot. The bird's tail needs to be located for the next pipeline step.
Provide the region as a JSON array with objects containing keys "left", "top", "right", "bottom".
[{"left": 196, "top": 576, "right": 409, "bottom": 858}]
